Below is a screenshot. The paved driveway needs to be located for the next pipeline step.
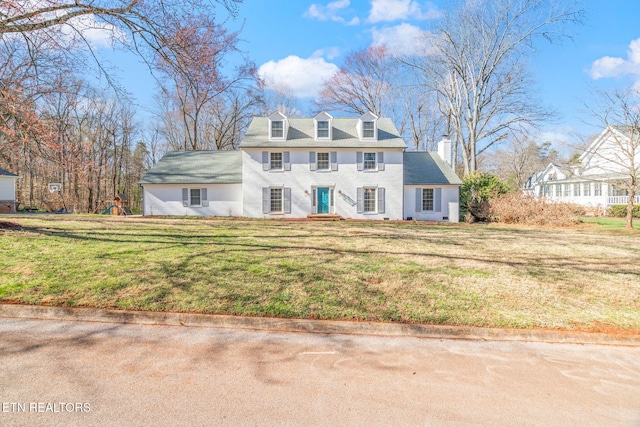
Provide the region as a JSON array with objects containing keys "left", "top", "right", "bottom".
[{"left": 1, "top": 317, "right": 639, "bottom": 426}]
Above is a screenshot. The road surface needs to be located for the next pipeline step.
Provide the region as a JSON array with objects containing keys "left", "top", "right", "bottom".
[{"left": 1, "top": 317, "right": 639, "bottom": 426}]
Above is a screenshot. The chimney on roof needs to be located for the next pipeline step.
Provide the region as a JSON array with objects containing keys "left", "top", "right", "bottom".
[{"left": 437, "top": 136, "right": 452, "bottom": 167}]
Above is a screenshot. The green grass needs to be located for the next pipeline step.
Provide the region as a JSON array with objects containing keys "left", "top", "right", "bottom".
[
  {"left": 581, "top": 217, "right": 640, "bottom": 231},
  {"left": 1, "top": 215, "right": 639, "bottom": 332}
]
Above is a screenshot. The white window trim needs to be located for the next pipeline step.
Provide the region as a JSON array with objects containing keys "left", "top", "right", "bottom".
[
  {"left": 270, "top": 120, "right": 285, "bottom": 140},
  {"left": 316, "top": 152, "right": 330, "bottom": 170},
  {"left": 363, "top": 152, "right": 376, "bottom": 171},
  {"left": 362, "top": 187, "right": 377, "bottom": 213},
  {"left": 270, "top": 152, "right": 283, "bottom": 171}
]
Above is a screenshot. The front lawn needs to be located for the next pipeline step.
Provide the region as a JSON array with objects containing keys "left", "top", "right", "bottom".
[{"left": 1, "top": 215, "right": 639, "bottom": 331}]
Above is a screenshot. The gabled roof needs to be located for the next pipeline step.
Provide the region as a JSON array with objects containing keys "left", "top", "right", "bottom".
[
  {"left": 0, "top": 168, "right": 18, "bottom": 177},
  {"left": 241, "top": 117, "right": 407, "bottom": 148},
  {"left": 139, "top": 151, "right": 242, "bottom": 184},
  {"left": 403, "top": 152, "right": 462, "bottom": 185}
]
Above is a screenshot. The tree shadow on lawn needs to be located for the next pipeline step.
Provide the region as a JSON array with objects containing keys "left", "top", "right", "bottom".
[{"left": 9, "top": 225, "right": 640, "bottom": 283}]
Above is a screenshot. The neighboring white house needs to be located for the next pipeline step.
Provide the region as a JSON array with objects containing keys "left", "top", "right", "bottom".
[
  {"left": 0, "top": 168, "right": 19, "bottom": 213},
  {"left": 525, "top": 126, "right": 640, "bottom": 211},
  {"left": 140, "top": 112, "right": 462, "bottom": 221}
]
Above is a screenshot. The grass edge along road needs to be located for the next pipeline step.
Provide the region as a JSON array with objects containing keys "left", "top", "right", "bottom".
[{"left": 1, "top": 215, "right": 639, "bottom": 333}]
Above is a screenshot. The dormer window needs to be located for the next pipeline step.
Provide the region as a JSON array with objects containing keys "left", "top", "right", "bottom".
[
  {"left": 271, "top": 121, "right": 283, "bottom": 138},
  {"left": 314, "top": 111, "right": 333, "bottom": 140},
  {"left": 358, "top": 112, "right": 378, "bottom": 140},
  {"left": 363, "top": 121, "right": 375, "bottom": 138},
  {"left": 268, "top": 111, "right": 288, "bottom": 140},
  {"left": 317, "top": 121, "right": 329, "bottom": 138}
]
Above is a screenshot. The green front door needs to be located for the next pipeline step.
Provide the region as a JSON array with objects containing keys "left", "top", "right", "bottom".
[{"left": 317, "top": 187, "right": 330, "bottom": 214}]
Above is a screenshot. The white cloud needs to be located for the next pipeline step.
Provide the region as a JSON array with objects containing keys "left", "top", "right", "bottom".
[
  {"left": 367, "top": 0, "right": 442, "bottom": 24},
  {"left": 312, "top": 47, "right": 341, "bottom": 60},
  {"left": 371, "top": 23, "right": 435, "bottom": 56},
  {"left": 590, "top": 37, "right": 640, "bottom": 81},
  {"left": 304, "top": 0, "right": 359, "bottom": 25},
  {"left": 61, "top": 15, "right": 127, "bottom": 48},
  {"left": 258, "top": 55, "right": 339, "bottom": 98}
]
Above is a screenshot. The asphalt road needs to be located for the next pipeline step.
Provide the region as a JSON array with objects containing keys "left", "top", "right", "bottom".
[{"left": 1, "top": 317, "right": 639, "bottom": 426}]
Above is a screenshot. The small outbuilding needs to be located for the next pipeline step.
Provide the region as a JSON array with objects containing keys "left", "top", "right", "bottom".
[{"left": 0, "top": 168, "right": 19, "bottom": 213}]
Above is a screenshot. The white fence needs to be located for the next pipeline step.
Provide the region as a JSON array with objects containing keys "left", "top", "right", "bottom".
[{"left": 608, "top": 196, "right": 640, "bottom": 205}]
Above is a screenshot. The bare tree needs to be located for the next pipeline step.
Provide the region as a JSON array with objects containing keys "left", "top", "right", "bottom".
[
  {"left": 405, "top": 0, "right": 582, "bottom": 176},
  {"left": 489, "top": 138, "right": 556, "bottom": 189},
  {"left": 586, "top": 88, "right": 640, "bottom": 230}
]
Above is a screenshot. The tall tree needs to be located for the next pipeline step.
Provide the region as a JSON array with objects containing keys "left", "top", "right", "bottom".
[{"left": 405, "top": 0, "right": 582, "bottom": 175}]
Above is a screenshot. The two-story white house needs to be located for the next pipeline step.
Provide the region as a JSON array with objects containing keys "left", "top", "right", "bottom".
[
  {"left": 140, "top": 112, "right": 462, "bottom": 221},
  {"left": 525, "top": 126, "right": 640, "bottom": 211}
]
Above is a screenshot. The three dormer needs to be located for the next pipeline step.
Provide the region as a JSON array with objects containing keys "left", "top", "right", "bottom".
[
  {"left": 266, "top": 111, "right": 380, "bottom": 142},
  {"left": 268, "top": 111, "right": 288, "bottom": 141},
  {"left": 314, "top": 112, "right": 333, "bottom": 140},
  {"left": 357, "top": 112, "right": 378, "bottom": 141}
]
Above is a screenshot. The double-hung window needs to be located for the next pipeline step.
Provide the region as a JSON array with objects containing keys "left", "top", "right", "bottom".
[
  {"left": 190, "top": 189, "right": 201, "bottom": 206},
  {"left": 271, "top": 121, "right": 283, "bottom": 138},
  {"left": 574, "top": 183, "right": 581, "bottom": 197},
  {"left": 422, "top": 189, "right": 434, "bottom": 211},
  {"left": 270, "top": 188, "right": 282, "bottom": 212},
  {"left": 317, "top": 121, "right": 329, "bottom": 138},
  {"left": 583, "top": 182, "right": 591, "bottom": 197},
  {"left": 270, "top": 152, "right": 282, "bottom": 170},
  {"left": 594, "top": 183, "right": 602, "bottom": 196},
  {"left": 363, "top": 153, "right": 376, "bottom": 170},
  {"left": 317, "top": 152, "right": 329, "bottom": 170},
  {"left": 363, "top": 188, "right": 376, "bottom": 212},
  {"left": 363, "top": 121, "right": 375, "bottom": 138}
]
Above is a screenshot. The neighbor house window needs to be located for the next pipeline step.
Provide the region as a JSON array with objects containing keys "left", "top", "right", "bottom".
[
  {"left": 583, "top": 182, "right": 591, "bottom": 197},
  {"left": 190, "top": 189, "right": 201, "bottom": 206},
  {"left": 574, "top": 183, "right": 581, "bottom": 197},
  {"left": 363, "top": 121, "right": 375, "bottom": 138},
  {"left": 364, "top": 152, "right": 376, "bottom": 170},
  {"left": 555, "top": 184, "right": 561, "bottom": 197},
  {"left": 363, "top": 188, "right": 376, "bottom": 212},
  {"left": 271, "top": 120, "right": 283, "bottom": 138},
  {"left": 270, "top": 188, "right": 282, "bottom": 212},
  {"left": 594, "top": 183, "right": 602, "bottom": 196},
  {"left": 563, "top": 184, "right": 570, "bottom": 197},
  {"left": 422, "top": 188, "right": 434, "bottom": 211},
  {"left": 317, "top": 121, "right": 329, "bottom": 138},
  {"left": 270, "top": 152, "right": 282, "bottom": 170},
  {"left": 317, "top": 152, "right": 329, "bottom": 170}
]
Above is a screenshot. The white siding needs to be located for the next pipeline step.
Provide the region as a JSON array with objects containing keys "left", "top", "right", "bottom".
[
  {"left": 403, "top": 185, "right": 460, "bottom": 221},
  {"left": 0, "top": 176, "right": 16, "bottom": 200},
  {"left": 242, "top": 148, "right": 405, "bottom": 219},
  {"left": 142, "top": 183, "right": 243, "bottom": 216}
]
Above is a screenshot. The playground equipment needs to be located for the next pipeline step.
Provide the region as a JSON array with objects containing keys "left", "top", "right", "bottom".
[{"left": 102, "top": 193, "right": 133, "bottom": 216}]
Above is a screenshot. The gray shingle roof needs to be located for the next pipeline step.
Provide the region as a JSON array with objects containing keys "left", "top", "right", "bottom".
[
  {"left": 139, "top": 151, "right": 242, "bottom": 184},
  {"left": 241, "top": 117, "right": 407, "bottom": 148},
  {"left": 403, "top": 152, "right": 462, "bottom": 185},
  {"left": 0, "top": 168, "right": 18, "bottom": 177}
]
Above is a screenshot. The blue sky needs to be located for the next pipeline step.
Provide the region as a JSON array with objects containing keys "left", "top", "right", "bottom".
[{"left": 106, "top": 0, "right": 640, "bottom": 149}]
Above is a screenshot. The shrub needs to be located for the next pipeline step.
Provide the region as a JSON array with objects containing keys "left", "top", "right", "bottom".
[
  {"left": 489, "top": 192, "right": 585, "bottom": 226},
  {"left": 606, "top": 204, "right": 640, "bottom": 218},
  {"left": 460, "top": 173, "right": 510, "bottom": 222}
]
